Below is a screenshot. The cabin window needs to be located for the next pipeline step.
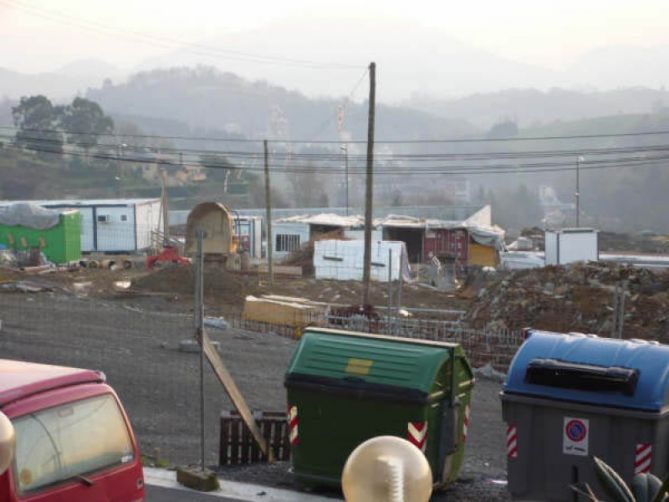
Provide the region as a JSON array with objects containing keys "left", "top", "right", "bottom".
[{"left": 276, "top": 234, "right": 301, "bottom": 252}]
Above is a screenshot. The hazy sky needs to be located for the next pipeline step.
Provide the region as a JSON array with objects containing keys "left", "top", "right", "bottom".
[{"left": 3, "top": 0, "right": 669, "bottom": 72}]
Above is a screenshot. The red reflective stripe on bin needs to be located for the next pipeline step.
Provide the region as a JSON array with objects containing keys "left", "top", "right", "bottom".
[
  {"left": 407, "top": 421, "right": 428, "bottom": 452},
  {"left": 507, "top": 424, "right": 518, "bottom": 459},
  {"left": 463, "top": 404, "right": 471, "bottom": 442},
  {"left": 635, "top": 443, "right": 652, "bottom": 474},
  {"left": 288, "top": 405, "right": 299, "bottom": 445}
]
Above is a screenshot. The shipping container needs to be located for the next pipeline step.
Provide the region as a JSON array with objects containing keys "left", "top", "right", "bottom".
[{"left": 422, "top": 228, "right": 468, "bottom": 262}]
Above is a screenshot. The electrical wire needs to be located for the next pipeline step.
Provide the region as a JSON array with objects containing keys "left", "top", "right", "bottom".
[
  {"left": 6, "top": 143, "right": 669, "bottom": 177},
  {"left": 1, "top": 0, "right": 362, "bottom": 70},
  {"left": 4, "top": 124, "right": 669, "bottom": 145},
  {"left": 5, "top": 132, "right": 669, "bottom": 167}
]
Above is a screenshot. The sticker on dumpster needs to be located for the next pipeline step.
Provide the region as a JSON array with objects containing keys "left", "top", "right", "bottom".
[
  {"left": 563, "top": 417, "right": 589, "bottom": 456},
  {"left": 345, "top": 358, "right": 373, "bottom": 376}
]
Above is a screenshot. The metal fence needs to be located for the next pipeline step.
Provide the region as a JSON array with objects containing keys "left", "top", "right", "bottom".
[
  {"left": 227, "top": 311, "right": 525, "bottom": 371},
  {"left": 0, "top": 290, "right": 293, "bottom": 469},
  {"left": 326, "top": 315, "right": 525, "bottom": 370},
  {"left": 0, "top": 274, "right": 524, "bottom": 470}
]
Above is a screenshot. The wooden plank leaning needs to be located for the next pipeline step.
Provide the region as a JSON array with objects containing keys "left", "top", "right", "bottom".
[{"left": 200, "top": 329, "right": 274, "bottom": 462}]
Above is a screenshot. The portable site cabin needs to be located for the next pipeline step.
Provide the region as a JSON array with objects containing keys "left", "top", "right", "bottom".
[
  {"left": 0, "top": 199, "right": 162, "bottom": 253},
  {"left": 271, "top": 214, "right": 366, "bottom": 261},
  {"left": 544, "top": 228, "right": 599, "bottom": 265},
  {"left": 313, "top": 239, "right": 412, "bottom": 282},
  {"left": 0, "top": 203, "right": 81, "bottom": 264}
]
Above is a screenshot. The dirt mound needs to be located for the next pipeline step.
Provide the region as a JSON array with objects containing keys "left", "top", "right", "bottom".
[
  {"left": 132, "top": 265, "right": 260, "bottom": 306},
  {"left": 466, "top": 262, "right": 669, "bottom": 339}
]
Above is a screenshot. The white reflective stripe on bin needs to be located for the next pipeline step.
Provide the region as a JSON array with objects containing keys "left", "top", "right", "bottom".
[
  {"left": 407, "top": 421, "right": 428, "bottom": 452},
  {"left": 635, "top": 443, "right": 652, "bottom": 474},
  {"left": 288, "top": 405, "right": 299, "bottom": 445},
  {"left": 507, "top": 424, "right": 518, "bottom": 459},
  {"left": 463, "top": 404, "right": 471, "bottom": 442}
]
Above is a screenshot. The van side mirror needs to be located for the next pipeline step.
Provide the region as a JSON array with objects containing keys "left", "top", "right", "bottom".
[{"left": 0, "top": 412, "right": 15, "bottom": 474}]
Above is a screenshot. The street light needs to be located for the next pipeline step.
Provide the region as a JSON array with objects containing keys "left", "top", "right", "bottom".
[
  {"left": 341, "top": 144, "right": 349, "bottom": 216},
  {"left": 575, "top": 155, "right": 585, "bottom": 227}
]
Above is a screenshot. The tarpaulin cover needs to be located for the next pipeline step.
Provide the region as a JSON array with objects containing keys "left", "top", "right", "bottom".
[{"left": 0, "top": 203, "right": 61, "bottom": 230}]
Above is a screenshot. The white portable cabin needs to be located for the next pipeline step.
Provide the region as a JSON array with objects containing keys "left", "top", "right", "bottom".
[
  {"left": 271, "top": 221, "right": 311, "bottom": 260},
  {"left": 313, "top": 239, "right": 411, "bottom": 282},
  {"left": 545, "top": 228, "right": 599, "bottom": 265},
  {"left": 270, "top": 213, "right": 367, "bottom": 261},
  {"left": 0, "top": 198, "right": 162, "bottom": 253}
]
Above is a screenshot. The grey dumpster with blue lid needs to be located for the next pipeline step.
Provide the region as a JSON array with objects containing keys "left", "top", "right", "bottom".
[{"left": 501, "top": 330, "right": 669, "bottom": 501}]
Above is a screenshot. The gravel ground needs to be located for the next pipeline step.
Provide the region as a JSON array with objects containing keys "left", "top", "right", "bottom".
[{"left": 0, "top": 290, "right": 509, "bottom": 500}]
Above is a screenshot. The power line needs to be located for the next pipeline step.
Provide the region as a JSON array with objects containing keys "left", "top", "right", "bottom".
[
  {"left": 6, "top": 132, "right": 669, "bottom": 166},
  {"left": 7, "top": 143, "right": 669, "bottom": 176},
  {"left": 5, "top": 124, "right": 669, "bottom": 145},
  {"left": 2, "top": 0, "right": 362, "bottom": 70}
]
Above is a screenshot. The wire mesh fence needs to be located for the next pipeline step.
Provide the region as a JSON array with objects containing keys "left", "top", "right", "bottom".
[{"left": 0, "top": 289, "right": 294, "bottom": 468}]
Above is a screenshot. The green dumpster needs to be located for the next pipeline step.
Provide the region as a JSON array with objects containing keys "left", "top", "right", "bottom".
[{"left": 284, "top": 327, "right": 475, "bottom": 489}]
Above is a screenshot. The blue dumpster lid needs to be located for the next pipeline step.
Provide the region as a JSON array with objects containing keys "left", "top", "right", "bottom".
[{"left": 504, "top": 330, "right": 669, "bottom": 411}]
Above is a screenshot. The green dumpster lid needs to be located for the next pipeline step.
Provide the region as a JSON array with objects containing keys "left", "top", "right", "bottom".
[{"left": 286, "top": 328, "right": 461, "bottom": 394}]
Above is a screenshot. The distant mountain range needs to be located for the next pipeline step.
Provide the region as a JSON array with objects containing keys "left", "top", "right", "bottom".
[
  {"left": 84, "top": 66, "right": 478, "bottom": 142},
  {"left": 406, "top": 87, "right": 669, "bottom": 128},
  {"left": 2, "top": 17, "right": 669, "bottom": 103},
  {"left": 0, "top": 59, "right": 122, "bottom": 101}
]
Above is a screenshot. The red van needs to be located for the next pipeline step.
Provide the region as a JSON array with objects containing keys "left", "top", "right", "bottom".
[{"left": 0, "top": 359, "right": 145, "bottom": 501}]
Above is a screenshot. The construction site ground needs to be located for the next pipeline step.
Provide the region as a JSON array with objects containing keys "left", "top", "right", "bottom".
[
  {"left": 0, "top": 275, "right": 507, "bottom": 500},
  {"left": 4, "top": 256, "right": 669, "bottom": 500}
]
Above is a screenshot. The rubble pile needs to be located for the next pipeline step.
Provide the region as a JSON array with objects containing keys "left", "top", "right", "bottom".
[{"left": 465, "top": 262, "right": 669, "bottom": 339}]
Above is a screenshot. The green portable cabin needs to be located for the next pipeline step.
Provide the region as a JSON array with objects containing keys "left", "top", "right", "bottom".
[
  {"left": 284, "top": 327, "right": 474, "bottom": 489},
  {"left": 0, "top": 208, "right": 81, "bottom": 264}
]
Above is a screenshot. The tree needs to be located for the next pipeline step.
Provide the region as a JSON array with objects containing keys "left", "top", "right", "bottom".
[
  {"left": 199, "top": 154, "right": 235, "bottom": 189},
  {"left": 489, "top": 184, "right": 543, "bottom": 230},
  {"left": 12, "top": 95, "right": 63, "bottom": 154},
  {"left": 391, "top": 190, "right": 403, "bottom": 207},
  {"left": 57, "top": 97, "right": 114, "bottom": 153},
  {"left": 291, "top": 169, "right": 329, "bottom": 207},
  {"left": 486, "top": 120, "right": 518, "bottom": 139}
]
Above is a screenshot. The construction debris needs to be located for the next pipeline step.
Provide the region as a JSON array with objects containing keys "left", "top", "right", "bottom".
[
  {"left": 242, "top": 295, "right": 328, "bottom": 328},
  {"left": 0, "top": 281, "right": 52, "bottom": 293},
  {"left": 465, "top": 262, "right": 669, "bottom": 340}
]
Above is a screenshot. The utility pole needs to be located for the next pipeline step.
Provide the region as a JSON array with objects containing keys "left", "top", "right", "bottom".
[
  {"left": 195, "top": 229, "right": 206, "bottom": 472},
  {"left": 341, "top": 144, "right": 349, "bottom": 216},
  {"left": 362, "top": 62, "right": 376, "bottom": 306},
  {"left": 159, "top": 169, "right": 170, "bottom": 245},
  {"left": 264, "top": 140, "right": 273, "bottom": 286},
  {"left": 575, "top": 156, "right": 580, "bottom": 227}
]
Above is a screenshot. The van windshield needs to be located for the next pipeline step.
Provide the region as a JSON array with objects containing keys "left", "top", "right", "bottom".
[{"left": 12, "top": 393, "right": 134, "bottom": 494}]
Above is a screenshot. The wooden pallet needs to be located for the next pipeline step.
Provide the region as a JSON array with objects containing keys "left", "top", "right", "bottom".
[{"left": 219, "top": 411, "right": 290, "bottom": 465}]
